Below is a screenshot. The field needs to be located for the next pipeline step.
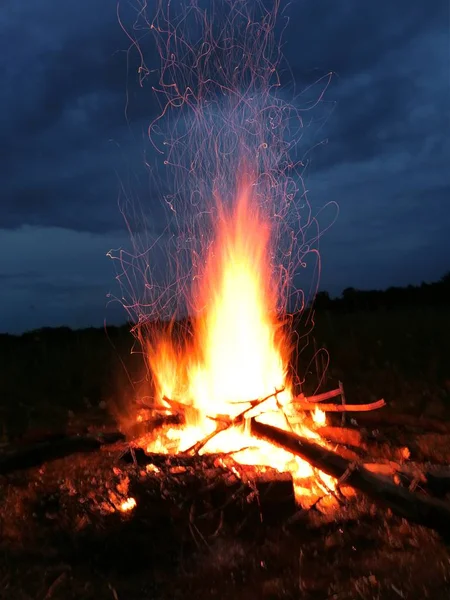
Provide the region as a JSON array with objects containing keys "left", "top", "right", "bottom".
[{"left": 1, "top": 306, "right": 450, "bottom": 599}]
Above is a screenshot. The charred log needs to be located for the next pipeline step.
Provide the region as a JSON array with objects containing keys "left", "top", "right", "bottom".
[
  {"left": 250, "top": 418, "right": 450, "bottom": 538},
  {"left": 120, "top": 448, "right": 220, "bottom": 470},
  {"left": 123, "top": 414, "right": 183, "bottom": 439},
  {"left": 363, "top": 463, "right": 450, "bottom": 498},
  {"left": 337, "top": 411, "right": 450, "bottom": 435},
  {"left": 0, "top": 432, "right": 125, "bottom": 476},
  {"left": 128, "top": 461, "right": 296, "bottom": 536},
  {"left": 0, "top": 414, "right": 184, "bottom": 476}
]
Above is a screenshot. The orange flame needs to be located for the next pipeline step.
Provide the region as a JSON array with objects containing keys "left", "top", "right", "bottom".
[
  {"left": 190, "top": 178, "right": 289, "bottom": 414},
  {"left": 144, "top": 174, "right": 333, "bottom": 498},
  {"left": 119, "top": 497, "right": 137, "bottom": 512}
]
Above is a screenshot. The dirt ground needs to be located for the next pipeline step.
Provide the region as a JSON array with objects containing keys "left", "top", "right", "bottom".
[
  {"left": 1, "top": 419, "right": 450, "bottom": 600},
  {"left": 1, "top": 308, "right": 450, "bottom": 599}
]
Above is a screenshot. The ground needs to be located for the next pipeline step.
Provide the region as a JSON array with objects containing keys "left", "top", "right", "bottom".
[{"left": 1, "top": 307, "right": 450, "bottom": 599}]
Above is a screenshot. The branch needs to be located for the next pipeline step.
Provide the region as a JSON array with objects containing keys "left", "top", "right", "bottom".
[
  {"left": 298, "top": 388, "right": 342, "bottom": 403},
  {"left": 183, "top": 388, "right": 285, "bottom": 455},
  {"left": 293, "top": 398, "right": 386, "bottom": 413}
]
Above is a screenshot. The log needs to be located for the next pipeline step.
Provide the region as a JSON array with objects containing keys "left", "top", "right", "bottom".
[
  {"left": 413, "top": 433, "right": 450, "bottom": 464},
  {"left": 363, "top": 463, "right": 450, "bottom": 498},
  {"left": 294, "top": 399, "right": 386, "bottom": 413},
  {"left": 0, "top": 414, "right": 183, "bottom": 476},
  {"left": 0, "top": 432, "right": 125, "bottom": 476},
  {"left": 201, "top": 468, "right": 296, "bottom": 528},
  {"left": 124, "top": 414, "right": 182, "bottom": 439},
  {"left": 250, "top": 418, "right": 450, "bottom": 538},
  {"left": 425, "top": 469, "right": 450, "bottom": 498},
  {"left": 120, "top": 448, "right": 220, "bottom": 470},
  {"left": 316, "top": 426, "right": 411, "bottom": 463},
  {"left": 316, "top": 426, "right": 364, "bottom": 448},
  {"left": 130, "top": 461, "right": 296, "bottom": 533},
  {"left": 342, "top": 411, "right": 450, "bottom": 434}
]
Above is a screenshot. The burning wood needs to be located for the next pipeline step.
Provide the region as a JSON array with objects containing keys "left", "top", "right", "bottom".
[
  {"left": 292, "top": 398, "right": 386, "bottom": 413},
  {"left": 3, "top": 392, "right": 450, "bottom": 541},
  {"left": 250, "top": 418, "right": 450, "bottom": 537}
]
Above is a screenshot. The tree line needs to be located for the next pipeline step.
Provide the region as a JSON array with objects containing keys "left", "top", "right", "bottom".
[{"left": 313, "top": 272, "right": 450, "bottom": 313}]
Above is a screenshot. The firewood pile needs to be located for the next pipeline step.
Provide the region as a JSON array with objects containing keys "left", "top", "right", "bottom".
[
  {"left": 2, "top": 384, "right": 450, "bottom": 542},
  {"left": 2, "top": 385, "right": 450, "bottom": 599}
]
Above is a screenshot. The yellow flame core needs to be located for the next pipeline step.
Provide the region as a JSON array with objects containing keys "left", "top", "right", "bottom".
[
  {"left": 190, "top": 185, "right": 287, "bottom": 415},
  {"left": 119, "top": 497, "right": 136, "bottom": 513},
  {"left": 145, "top": 180, "right": 333, "bottom": 498}
]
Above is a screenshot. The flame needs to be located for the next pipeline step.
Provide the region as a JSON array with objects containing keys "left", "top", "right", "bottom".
[
  {"left": 144, "top": 175, "right": 334, "bottom": 498},
  {"left": 313, "top": 407, "right": 326, "bottom": 427},
  {"left": 189, "top": 182, "right": 287, "bottom": 414},
  {"left": 119, "top": 497, "right": 137, "bottom": 512}
]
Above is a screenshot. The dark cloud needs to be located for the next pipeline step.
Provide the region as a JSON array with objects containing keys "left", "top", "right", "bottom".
[
  {"left": 286, "top": 0, "right": 444, "bottom": 76},
  {"left": 0, "top": 0, "right": 448, "bottom": 331}
]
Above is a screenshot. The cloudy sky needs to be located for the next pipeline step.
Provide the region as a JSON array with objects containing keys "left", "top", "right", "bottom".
[{"left": 1, "top": 0, "right": 448, "bottom": 333}]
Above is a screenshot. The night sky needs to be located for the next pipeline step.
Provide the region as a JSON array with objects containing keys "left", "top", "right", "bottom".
[{"left": 1, "top": 1, "right": 449, "bottom": 333}]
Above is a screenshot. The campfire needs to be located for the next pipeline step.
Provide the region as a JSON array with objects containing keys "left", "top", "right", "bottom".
[
  {"left": 3, "top": 173, "right": 445, "bottom": 540},
  {"left": 124, "top": 174, "right": 387, "bottom": 505},
  {"left": 2, "top": 178, "right": 450, "bottom": 597},
  {"left": 101, "top": 169, "right": 449, "bottom": 539},
  {"left": 129, "top": 175, "right": 335, "bottom": 500}
]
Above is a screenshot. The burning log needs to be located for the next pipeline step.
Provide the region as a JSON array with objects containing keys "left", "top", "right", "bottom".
[{"left": 250, "top": 418, "right": 450, "bottom": 538}]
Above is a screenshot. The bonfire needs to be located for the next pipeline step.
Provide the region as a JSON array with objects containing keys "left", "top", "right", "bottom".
[{"left": 131, "top": 171, "right": 338, "bottom": 500}]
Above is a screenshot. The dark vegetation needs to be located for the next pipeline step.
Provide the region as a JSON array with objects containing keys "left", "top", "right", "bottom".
[
  {"left": 1, "top": 275, "right": 450, "bottom": 599},
  {"left": 314, "top": 272, "right": 450, "bottom": 312},
  {"left": 1, "top": 274, "right": 449, "bottom": 439}
]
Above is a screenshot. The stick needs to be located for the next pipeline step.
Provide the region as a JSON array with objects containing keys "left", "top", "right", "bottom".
[
  {"left": 300, "top": 388, "right": 342, "bottom": 403},
  {"left": 183, "top": 389, "right": 284, "bottom": 455},
  {"left": 184, "top": 420, "right": 231, "bottom": 455},
  {"left": 293, "top": 399, "right": 386, "bottom": 413},
  {"left": 250, "top": 418, "right": 450, "bottom": 537},
  {"left": 339, "top": 380, "right": 347, "bottom": 427}
]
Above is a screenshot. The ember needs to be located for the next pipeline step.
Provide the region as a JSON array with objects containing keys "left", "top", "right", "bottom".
[{"left": 119, "top": 497, "right": 136, "bottom": 513}]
